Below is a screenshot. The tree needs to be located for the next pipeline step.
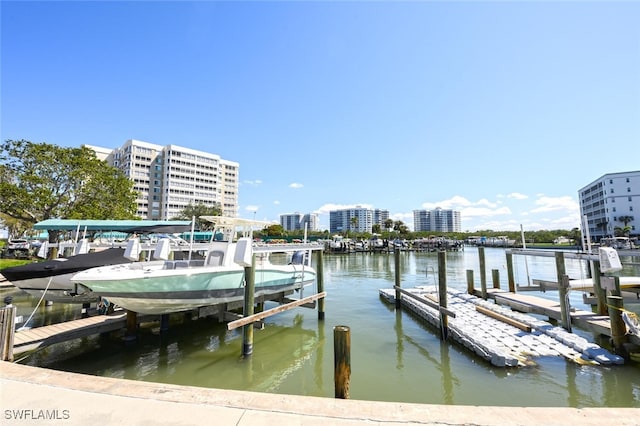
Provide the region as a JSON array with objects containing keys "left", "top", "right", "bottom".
[
  {"left": 350, "top": 216, "right": 359, "bottom": 233},
  {"left": 174, "top": 201, "right": 222, "bottom": 230},
  {"left": 618, "top": 215, "right": 634, "bottom": 227},
  {"left": 372, "top": 224, "right": 381, "bottom": 234},
  {"left": 0, "top": 139, "right": 138, "bottom": 239},
  {"left": 383, "top": 219, "right": 394, "bottom": 234},
  {"left": 263, "top": 224, "right": 285, "bottom": 237}
]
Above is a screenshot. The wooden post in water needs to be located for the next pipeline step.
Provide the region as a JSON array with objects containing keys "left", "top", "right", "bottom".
[
  {"left": 242, "top": 254, "right": 256, "bottom": 358},
  {"left": 491, "top": 269, "right": 500, "bottom": 289},
  {"left": 592, "top": 260, "right": 607, "bottom": 315},
  {"left": 554, "top": 252, "right": 571, "bottom": 331},
  {"left": 160, "top": 314, "right": 170, "bottom": 333},
  {"left": 607, "top": 290, "right": 627, "bottom": 354},
  {"left": 559, "top": 274, "right": 572, "bottom": 332},
  {"left": 466, "top": 270, "right": 474, "bottom": 295},
  {"left": 333, "top": 325, "right": 351, "bottom": 399},
  {"left": 1, "top": 297, "right": 16, "bottom": 362},
  {"left": 438, "top": 251, "right": 448, "bottom": 341},
  {"left": 125, "top": 310, "right": 137, "bottom": 342},
  {"left": 505, "top": 251, "right": 516, "bottom": 293},
  {"left": 317, "top": 250, "right": 325, "bottom": 321},
  {"left": 394, "top": 248, "right": 401, "bottom": 308},
  {"left": 478, "top": 247, "right": 487, "bottom": 300}
]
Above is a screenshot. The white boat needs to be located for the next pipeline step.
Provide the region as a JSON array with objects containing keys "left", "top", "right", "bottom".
[
  {"left": 71, "top": 217, "right": 318, "bottom": 315},
  {"left": 569, "top": 276, "right": 640, "bottom": 291},
  {"left": 0, "top": 221, "right": 195, "bottom": 304}
]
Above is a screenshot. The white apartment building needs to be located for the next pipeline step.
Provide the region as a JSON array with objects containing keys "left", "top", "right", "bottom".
[
  {"left": 579, "top": 170, "right": 639, "bottom": 240},
  {"left": 413, "top": 208, "right": 461, "bottom": 233},
  {"left": 89, "top": 139, "right": 239, "bottom": 220},
  {"left": 329, "top": 207, "right": 389, "bottom": 234},
  {"left": 280, "top": 212, "right": 318, "bottom": 232}
]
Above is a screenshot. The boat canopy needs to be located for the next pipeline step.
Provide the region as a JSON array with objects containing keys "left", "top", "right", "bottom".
[{"left": 33, "top": 219, "right": 194, "bottom": 233}]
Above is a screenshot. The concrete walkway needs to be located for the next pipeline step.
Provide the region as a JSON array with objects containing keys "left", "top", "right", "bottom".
[{"left": 1, "top": 362, "right": 637, "bottom": 425}]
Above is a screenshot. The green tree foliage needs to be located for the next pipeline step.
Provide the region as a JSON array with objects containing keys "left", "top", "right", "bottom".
[
  {"left": 174, "top": 201, "right": 222, "bottom": 230},
  {"left": 0, "top": 139, "right": 138, "bottom": 229},
  {"left": 263, "top": 224, "right": 285, "bottom": 236}
]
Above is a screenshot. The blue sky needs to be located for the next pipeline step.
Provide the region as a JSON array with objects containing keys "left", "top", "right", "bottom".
[{"left": 2, "top": 1, "right": 639, "bottom": 232}]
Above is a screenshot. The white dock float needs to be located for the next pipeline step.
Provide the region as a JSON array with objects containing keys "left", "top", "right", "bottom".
[{"left": 380, "top": 286, "right": 624, "bottom": 368}]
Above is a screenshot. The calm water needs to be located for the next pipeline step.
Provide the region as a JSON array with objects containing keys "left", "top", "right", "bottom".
[{"left": 6, "top": 247, "right": 640, "bottom": 407}]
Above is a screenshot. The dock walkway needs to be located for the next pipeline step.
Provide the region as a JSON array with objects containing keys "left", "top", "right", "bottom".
[
  {"left": 380, "top": 286, "right": 624, "bottom": 367},
  {"left": 11, "top": 310, "right": 153, "bottom": 355}
]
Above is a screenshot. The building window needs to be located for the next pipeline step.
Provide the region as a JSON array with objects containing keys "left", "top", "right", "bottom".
[
  {"left": 628, "top": 187, "right": 631, "bottom": 192},
  {"left": 610, "top": 188, "right": 614, "bottom": 193}
]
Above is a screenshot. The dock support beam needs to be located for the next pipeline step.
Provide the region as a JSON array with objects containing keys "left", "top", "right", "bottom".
[
  {"left": 1, "top": 297, "right": 16, "bottom": 362},
  {"left": 438, "top": 251, "right": 449, "bottom": 341},
  {"left": 124, "top": 310, "right": 138, "bottom": 342},
  {"left": 478, "top": 247, "right": 487, "bottom": 300},
  {"left": 466, "top": 269, "right": 474, "bottom": 295},
  {"left": 492, "top": 269, "right": 500, "bottom": 289},
  {"left": 607, "top": 292, "right": 628, "bottom": 355},
  {"left": 334, "top": 325, "right": 351, "bottom": 399},
  {"left": 317, "top": 250, "right": 325, "bottom": 321},
  {"left": 506, "top": 251, "right": 516, "bottom": 293},
  {"left": 554, "top": 252, "right": 571, "bottom": 331},
  {"left": 242, "top": 255, "right": 256, "bottom": 358},
  {"left": 394, "top": 248, "right": 401, "bottom": 308}
]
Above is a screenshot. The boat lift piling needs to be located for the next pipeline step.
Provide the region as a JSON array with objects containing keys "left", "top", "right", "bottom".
[{"left": 478, "top": 247, "right": 487, "bottom": 300}]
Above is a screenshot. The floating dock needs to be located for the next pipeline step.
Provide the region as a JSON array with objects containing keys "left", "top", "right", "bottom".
[{"left": 380, "top": 286, "right": 625, "bottom": 368}]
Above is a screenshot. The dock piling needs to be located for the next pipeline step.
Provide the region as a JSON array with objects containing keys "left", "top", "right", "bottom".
[
  {"left": 607, "top": 294, "right": 628, "bottom": 354},
  {"left": 242, "top": 255, "right": 256, "bottom": 358},
  {"left": 492, "top": 269, "right": 500, "bottom": 289},
  {"left": 1, "top": 297, "right": 16, "bottom": 362},
  {"left": 478, "top": 247, "right": 487, "bottom": 300},
  {"left": 466, "top": 270, "right": 474, "bottom": 295},
  {"left": 317, "top": 250, "right": 325, "bottom": 320},
  {"left": 506, "top": 251, "right": 516, "bottom": 293},
  {"left": 438, "top": 251, "right": 449, "bottom": 341},
  {"left": 554, "top": 252, "right": 571, "bottom": 331},
  {"left": 333, "top": 325, "right": 351, "bottom": 399},
  {"left": 394, "top": 249, "right": 401, "bottom": 308}
]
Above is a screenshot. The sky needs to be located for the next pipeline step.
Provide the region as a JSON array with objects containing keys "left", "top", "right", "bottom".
[{"left": 1, "top": 0, "right": 639, "bottom": 233}]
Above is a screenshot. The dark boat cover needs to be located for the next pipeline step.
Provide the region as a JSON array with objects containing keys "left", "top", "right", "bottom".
[{"left": 0, "top": 248, "right": 133, "bottom": 282}]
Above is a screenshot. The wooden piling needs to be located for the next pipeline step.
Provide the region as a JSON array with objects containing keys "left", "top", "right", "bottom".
[
  {"left": 478, "top": 247, "right": 487, "bottom": 300},
  {"left": 559, "top": 274, "right": 572, "bottom": 332},
  {"left": 242, "top": 255, "right": 256, "bottom": 358},
  {"left": 317, "top": 250, "right": 325, "bottom": 321},
  {"left": 492, "top": 269, "right": 500, "bottom": 289},
  {"left": 125, "top": 310, "right": 137, "bottom": 341},
  {"left": 160, "top": 314, "right": 170, "bottom": 333},
  {"left": 438, "top": 251, "right": 448, "bottom": 341},
  {"left": 607, "top": 295, "right": 627, "bottom": 353},
  {"left": 466, "top": 269, "right": 474, "bottom": 295},
  {"left": 1, "top": 304, "right": 16, "bottom": 362},
  {"left": 333, "top": 325, "right": 351, "bottom": 399},
  {"left": 554, "top": 252, "right": 571, "bottom": 331},
  {"left": 394, "top": 248, "right": 401, "bottom": 308},
  {"left": 506, "top": 251, "right": 516, "bottom": 293},
  {"left": 592, "top": 260, "right": 607, "bottom": 315}
]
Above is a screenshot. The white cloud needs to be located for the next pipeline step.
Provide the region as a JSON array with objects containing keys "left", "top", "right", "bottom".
[
  {"left": 243, "top": 179, "right": 262, "bottom": 186},
  {"left": 314, "top": 203, "right": 373, "bottom": 215},
  {"left": 289, "top": 182, "right": 304, "bottom": 189},
  {"left": 273, "top": 200, "right": 280, "bottom": 205},
  {"left": 531, "top": 195, "right": 579, "bottom": 213},
  {"left": 245, "top": 205, "right": 259, "bottom": 212},
  {"left": 507, "top": 192, "right": 528, "bottom": 200}
]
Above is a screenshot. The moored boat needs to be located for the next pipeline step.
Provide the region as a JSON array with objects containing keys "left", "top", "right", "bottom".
[{"left": 71, "top": 217, "right": 318, "bottom": 315}]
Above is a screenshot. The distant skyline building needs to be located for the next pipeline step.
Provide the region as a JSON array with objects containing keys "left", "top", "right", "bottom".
[
  {"left": 578, "top": 170, "right": 639, "bottom": 240},
  {"left": 87, "top": 139, "right": 239, "bottom": 220},
  {"left": 280, "top": 212, "right": 318, "bottom": 232},
  {"left": 413, "top": 208, "right": 461, "bottom": 233},
  {"left": 329, "top": 207, "right": 389, "bottom": 234}
]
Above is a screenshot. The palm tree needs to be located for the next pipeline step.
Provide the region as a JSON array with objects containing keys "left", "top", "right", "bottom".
[
  {"left": 350, "top": 216, "right": 359, "bottom": 233},
  {"left": 618, "top": 215, "right": 634, "bottom": 227}
]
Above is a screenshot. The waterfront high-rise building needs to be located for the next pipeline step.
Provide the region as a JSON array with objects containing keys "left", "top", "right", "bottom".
[
  {"left": 280, "top": 212, "right": 318, "bottom": 232},
  {"left": 413, "top": 208, "right": 461, "bottom": 233},
  {"left": 329, "top": 207, "right": 389, "bottom": 234},
  {"left": 578, "top": 170, "right": 639, "bottom": 240},
  {"left": 87, "top": 139, "right": 239, "bottom": 220}
]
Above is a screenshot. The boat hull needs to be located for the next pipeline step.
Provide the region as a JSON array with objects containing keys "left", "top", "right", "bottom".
[{"left": 73, "top": 262, "right": 317, "bottom": 315}]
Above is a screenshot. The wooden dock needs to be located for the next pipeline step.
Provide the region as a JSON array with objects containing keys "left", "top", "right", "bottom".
[{"left": 11, "top": 310, "right": 157, "bottom": 356}]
